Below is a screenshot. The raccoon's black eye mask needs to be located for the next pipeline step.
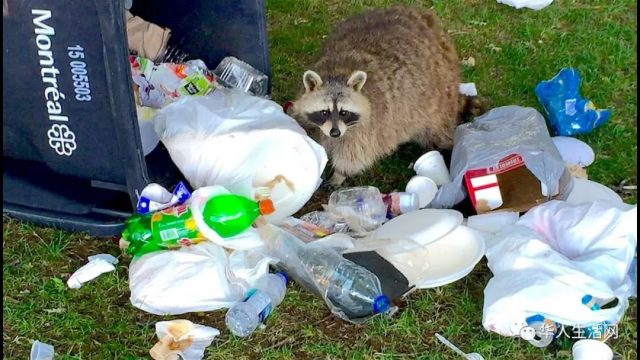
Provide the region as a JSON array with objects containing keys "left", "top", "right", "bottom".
[{"left": 305, "top": 109, "right": 360, "bottom": 126}]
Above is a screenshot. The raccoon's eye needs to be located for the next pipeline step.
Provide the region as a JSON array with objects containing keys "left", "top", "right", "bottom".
[
  {"left": 339, "top": 110, "right": 349, "bottom": 116},
  {"left": 321, "top": 110, "right": 330, "bottom": 117}
]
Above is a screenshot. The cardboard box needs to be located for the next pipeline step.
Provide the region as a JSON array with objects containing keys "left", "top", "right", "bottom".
[{"left": 465, "top": 153, "right": 570, "bottom": 214}]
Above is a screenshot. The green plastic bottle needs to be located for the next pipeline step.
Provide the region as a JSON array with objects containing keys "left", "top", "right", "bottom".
[
  {"left": 202, "top": 194, "right": 275, "bottom": 237},
  {"left": 121, "top": 195, "right": 275, "bottom": 256}
]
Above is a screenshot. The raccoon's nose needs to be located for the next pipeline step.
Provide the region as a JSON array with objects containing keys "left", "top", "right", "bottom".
[{"left": 329, "top": 128, "right": 341, "bottom": 137}]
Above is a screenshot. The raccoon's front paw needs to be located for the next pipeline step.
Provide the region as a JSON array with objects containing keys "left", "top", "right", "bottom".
[{"left": 329, "top": 173, "right": 346, "bottom": 187}]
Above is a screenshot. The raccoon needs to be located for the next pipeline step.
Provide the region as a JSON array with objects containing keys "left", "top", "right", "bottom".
[{"left": 289, "top": 6, "right": 485, "bottom": 186}]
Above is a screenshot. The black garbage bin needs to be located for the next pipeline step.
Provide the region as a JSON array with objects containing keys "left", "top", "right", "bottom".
[{"left": 2, "top": 0, "right": 271, "bottom": 236}]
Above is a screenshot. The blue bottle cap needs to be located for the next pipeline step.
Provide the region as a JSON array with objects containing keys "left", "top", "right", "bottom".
[
  {"left": 276, "top": 271, "right": 289, "bottom": 285},
  {"left": 373, "top": 295, "right": 391, "bottom": 314}
]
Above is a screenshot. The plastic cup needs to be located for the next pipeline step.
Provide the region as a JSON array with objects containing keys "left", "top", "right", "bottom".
[
  {"left": 572, "top": 339, "right": 613, "bottom": 360},
  {"left": 405, "top": 176, "right": 438, "bottom": 208},
  {"left": 413, "top": 151, "right": 451, "bottom": 186},
  {"left": 30, "top": 341, "right": 54, "bottom": 360}
]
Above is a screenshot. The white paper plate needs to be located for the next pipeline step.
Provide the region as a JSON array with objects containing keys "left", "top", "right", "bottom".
[
  {"left": 377, "top": 225, "right": 486, "bottom": 288},
  {"left": 552, "top": 136, "right": 595, "bottom": 167},
  {"left": 566, "top": 178, "right": 623, "bottom": 205}
]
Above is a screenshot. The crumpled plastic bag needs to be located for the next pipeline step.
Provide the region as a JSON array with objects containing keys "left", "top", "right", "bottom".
[
  {"left": 430, "top": 105, "right": 570, "bottom": 209},
  {"left": 497, "top": 0, "right": 553, "bottom": 10},
  {"left": 483, "top": 200, "right": 637, "bottom": 337},
  {"left": 536, "top": 68, "right": 612, "bottom": 136},
  {"left": 154, "top": 88, "right": 328, "bottom": 224},
  {"left": 128, "top": 241, "right": 276, "bottom": 315},
  {"left": 150, "top": 320, "right": 219, "bottom": 360}
]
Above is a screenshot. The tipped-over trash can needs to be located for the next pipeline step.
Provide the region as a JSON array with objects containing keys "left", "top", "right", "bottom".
[{"left": 2, "top": 0, "right": 271, "bottom": 236}]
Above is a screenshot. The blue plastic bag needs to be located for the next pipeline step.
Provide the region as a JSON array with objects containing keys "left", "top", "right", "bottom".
[{"left": 535, "top": 68, "right": 612, "bottom": 136}]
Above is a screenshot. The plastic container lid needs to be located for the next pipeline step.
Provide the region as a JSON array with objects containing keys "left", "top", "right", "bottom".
[{"left": 373, "top": 295, "right": 391, "bottom": 314}]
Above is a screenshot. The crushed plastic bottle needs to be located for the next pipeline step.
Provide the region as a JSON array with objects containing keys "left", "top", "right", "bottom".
[
  {"left": 225, "top": 272, "right": 288, "bottom": 337},
  {"left": 327, "top": 186, "right": 388, "bottom": 235},
  {"left": 120, "top": 194, "right": 274, "bottom": 256},
  {"left": 260, "top": 225, "right": 391, "bottom": 321},
  {"left": 213, "top": 56, "right": 269, "bottom": 97}
]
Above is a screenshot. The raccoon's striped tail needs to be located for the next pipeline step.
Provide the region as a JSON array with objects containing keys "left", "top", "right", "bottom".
[{"left": 459, "top": 95, "right": 491, "bottom": 123}]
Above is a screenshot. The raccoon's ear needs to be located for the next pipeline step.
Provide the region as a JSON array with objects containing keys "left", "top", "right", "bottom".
[
  {"left": 347, "top": 70, "right": 367, "bottom": 92},
  {"left": 303, "top": 70, "right": 323, "bottom": 93}
]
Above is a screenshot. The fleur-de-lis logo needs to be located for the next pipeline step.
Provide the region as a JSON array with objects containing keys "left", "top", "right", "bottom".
[{"left": 47, "top": 124, "right": 77, "bottom": 156}]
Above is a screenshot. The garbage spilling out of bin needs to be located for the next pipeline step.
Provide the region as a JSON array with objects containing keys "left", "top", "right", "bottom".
[{"left": 35, "top": 10, "right": 634, "bottom": 358}]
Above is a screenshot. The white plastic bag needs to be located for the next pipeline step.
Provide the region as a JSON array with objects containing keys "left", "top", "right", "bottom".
[
  {"left": 483, "top": 200, "right": 637, "bottom": 336},
  {"left": 154, "top": 88, "right": 328, "bottom": 223},
  {"left": 128, "top": 241, "right": 275, "bottom": 315},
  {"left": 497, "top": 0, "right": 553, "bottom": 10}
]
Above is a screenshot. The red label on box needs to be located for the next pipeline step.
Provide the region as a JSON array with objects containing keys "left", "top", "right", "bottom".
[{"left": 465, "top": 154, "right": 525, "bottom": 208}]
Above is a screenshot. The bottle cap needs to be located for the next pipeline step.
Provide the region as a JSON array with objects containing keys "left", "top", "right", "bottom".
[
  {"left": 258, "top": 199, "right": 275, "bottom": 215},
  {"left": 373, "top": 295, "right": 391, "bottom": 314},
  {"left": 276, "top": 271, "right": 289, "bottom": 285},
  {"left": 398, "top": 192, "right": 419, "bottom": 214}
]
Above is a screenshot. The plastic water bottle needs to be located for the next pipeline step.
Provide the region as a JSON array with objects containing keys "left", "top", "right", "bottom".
[
  {"left": 225, "top": 272, "right": 288, "bottom": 337},
  {"left": 327, "top": 186, "right": 388, "bottom": 235},
  {"left": 299, "top": 246, "right": 391, "bottom": 319}
]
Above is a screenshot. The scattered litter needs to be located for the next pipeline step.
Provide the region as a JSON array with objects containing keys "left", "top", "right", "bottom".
[
  {"left": 43, "top": 308, "right": 65, "bottom": 314},
  {"left": 435, "top": 333, "right": 484, "bottom": 360},
  {"left": 413, "top": 150, "right": 452, "bottom": 186},
  {"left": 431, "top": 106, "right": 571, "bottom": 214},
  {"left": 462, "top": 57, "right": 476, "bottom": 67},
  {"left": 130, "top": 55, "right": 216, "bottom": 109},
  {"left": 137, "top": 182, "right": 191, "bottom": 215},
  {"left": 279, "top": 216, "right": 334, "bottom": 243},
  {"left": 536, "top": 68, "right": 612, "bottom": 136},
  {"left": 405, "top": 176, "right": 438, "bottom": 208},
  {"left": 30, "top": 340, "right": 54, "bottom": 360},
  {"left": 150, "top": 320, "right": 220, "bottom": 360},
  {"left": 466, "top": 212, "right": 520, "bottom": 235},
  {"left": 552, "top": 136, "right": 595, "bottom": 167},
  {"left": 566, "top": 178, "right": 623, "bottom": 205},
  {"left": 630, "top": 255, "right": 637, "bottom": 298},
  {"left": 225, "top": 272, "right": 288, "bottom": 337},
  {"left": 566, "top": 163, "right": 588, "bottom": 180},
  {"left": 459, "top": 82, "right": 478, "bottom": 97},
  {"left": 153, "top": 88, "right": 327, "bottom": 223},
  {"left": 381, "top": 191, "right": 419, "bottom": 218},
  {"left": 213, "top": 56, "right": 269, "bottom": 97},
  {"left": 327, "top": 186, "right": 388, "bottom": 235},
  {"left": 121, "top": 185, "right": 274, "bottom": 256},
  {"left": 486, "top": 43, "right": 502, "bottom": 52},
  {"left": 299, "top": 211, "right": 349, "bottom": 235},
  {"left": 259, "top": 224, "right": 392, "bottom": 323},
  {"left": 125, "top": 11, "right": 171, "bottom": 62},
  {"left": 376, "top": 225, "right": 486, "bottom": 289},
  {"left": 496, "top": 0, "right": 553, "bottom": 10},
  {"left": 128, "top": 241, "right": 276, "bottom": 315},
  {"left": 67, "top": 254, "right": 118, "bottom": 289},
  {"left": 572, "top": 339, "right": 613, "bottom": 360},
  {"left": 483, "top": 200, "right": 637, "bottom": 337}
]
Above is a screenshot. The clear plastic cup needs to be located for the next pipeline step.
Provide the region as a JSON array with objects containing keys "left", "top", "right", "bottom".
[{"left": 30, "top": 341, "right": 54, "bottom": 360}]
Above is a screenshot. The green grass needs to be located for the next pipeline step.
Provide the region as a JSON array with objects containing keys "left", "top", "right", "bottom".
[{"left": 3, "top": 0, "right": 637, "bottom": 359}]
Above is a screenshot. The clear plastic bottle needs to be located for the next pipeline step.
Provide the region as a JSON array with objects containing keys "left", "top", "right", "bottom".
[
  {"left": 225, "top": 272, "right": 288, "bottom": 337},
  {"left": 300, "top": 246, "right": 391, "bottom": 319},
  {"left": 327, "top": 186, "right": 388, "bottom": 235},
  {"left": 262, "top": 225, "right": 391, "bottom": 320}
]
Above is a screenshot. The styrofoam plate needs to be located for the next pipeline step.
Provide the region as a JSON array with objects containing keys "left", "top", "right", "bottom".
[
  {"left": 377, "top": 225, "right": 486, "bottom": 288},
  {"left": 566, "top": 178, "right": 623, "bottom": 205},
  {"left": 374, "top": 209, "right": 463, "bottom": 248}
]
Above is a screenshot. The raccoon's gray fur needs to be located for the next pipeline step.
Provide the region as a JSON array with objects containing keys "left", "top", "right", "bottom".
[{"left": 289, "top": 6, "right": 476, "bottom": 186}]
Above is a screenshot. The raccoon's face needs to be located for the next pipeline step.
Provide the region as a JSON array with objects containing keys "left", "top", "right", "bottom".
[{"left": 292, "top": 70, "right": 370, "bottom": 138}]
